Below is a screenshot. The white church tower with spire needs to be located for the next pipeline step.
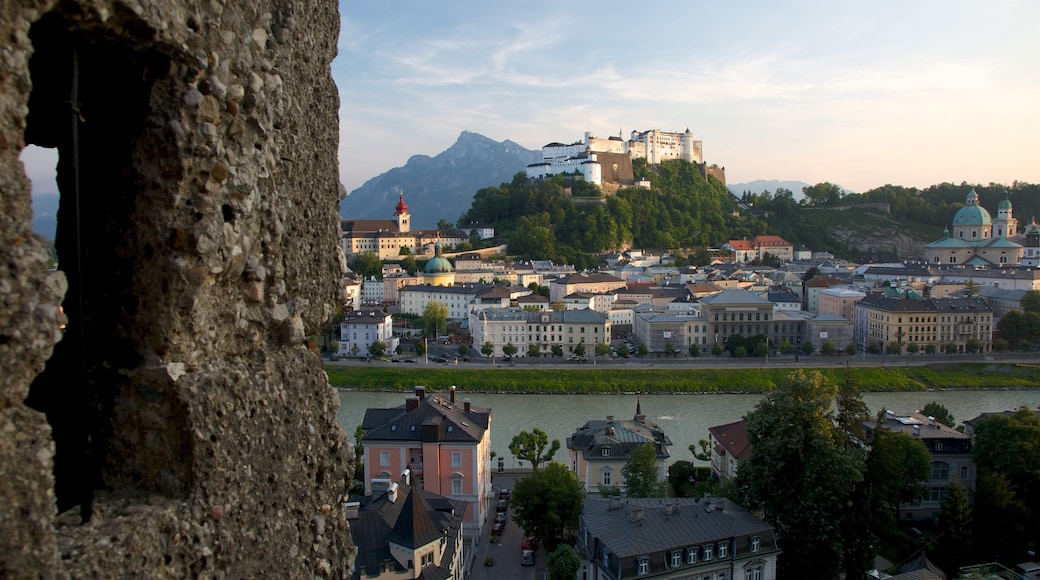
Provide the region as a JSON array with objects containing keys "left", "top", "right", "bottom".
[
  {"left": 394, "top": 192, "right": 410, "bottom": 233},
  {"left": 993, "top": 191, "right": 1018, "bottom": 239}
]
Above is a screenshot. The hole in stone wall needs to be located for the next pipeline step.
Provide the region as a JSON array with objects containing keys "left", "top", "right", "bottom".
[{"left": 23, "top": 4, "right": 189, "bottom": 521}]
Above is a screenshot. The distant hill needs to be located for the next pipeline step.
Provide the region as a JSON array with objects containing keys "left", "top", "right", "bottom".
[
  {"left": 340, "top": 131, "right": 541, "bottom": 228},
  {"left": 728, "top": 180, "right": 810, "bottom": 200}
]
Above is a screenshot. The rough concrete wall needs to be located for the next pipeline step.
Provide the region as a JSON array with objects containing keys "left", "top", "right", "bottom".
[{"left": 1, "top": 1, "right": 354, "bottom": 577}]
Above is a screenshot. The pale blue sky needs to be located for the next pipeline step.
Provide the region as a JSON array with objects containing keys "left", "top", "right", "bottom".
[
  {"left": 335, "top": 0, "right": 1040, "bottom": 194},
  {"left": 21, "top": 1, "right": 1040, "bottom": 197}
]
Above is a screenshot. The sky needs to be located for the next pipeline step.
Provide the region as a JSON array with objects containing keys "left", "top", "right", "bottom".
[{"left": 21, "top": 0, "right": 1040, "bottom": 197}]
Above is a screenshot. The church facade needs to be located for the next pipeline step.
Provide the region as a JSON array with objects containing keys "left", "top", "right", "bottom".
[{"left": 922, "top": 189, "right": 1023, "bottom": 267}]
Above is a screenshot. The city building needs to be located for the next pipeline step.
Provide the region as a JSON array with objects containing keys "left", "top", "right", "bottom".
[
  {"left": 818, "top": 287, "right": 866, "bottom": 321},
  {"left": 549, "top": 272, "right": 627, "bottom": 302},
  {"left": 923, "top": 189, "right": 1023, "bottom": 266},
  {"left": 863, "top": 411, "right": 975, "bottom": 521},
  {"left": 339, "top": 310, "right": 398, "bottom": 359},
  {"left": 341, "top": 193, "right": 469, "bottom": 260},
  {"left": 346, "top": 476, "right": 466, "bottom": 580},
  {"left": 698, "top": 289, "right": 776, "bottom": 346},
  {"left": 853, "top": 295, "right": 994, "bottom": 354},
  {"left": 577, "top": 496, "right": 779, "bottom": 580},
  {"left": 468, "top": 307, "right": 611, "bottom": 358},
  {"left": 360, "top": 387, "right": 492, "bottom": 541},
  {"left": 566, "top": 400, "right": 672, "bottom": 496}
]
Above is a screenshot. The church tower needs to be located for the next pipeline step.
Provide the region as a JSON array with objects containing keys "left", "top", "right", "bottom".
[
  {"left": 394, "top": 192, "right": 411, "bottom": 233},
  {"left": 993, "top": 191, "right": 1018, "bottom": 239}
]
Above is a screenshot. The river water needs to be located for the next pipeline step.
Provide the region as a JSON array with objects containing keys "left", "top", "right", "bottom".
[{"left": 336, "top": 388, "right": 1040, "bottom": 466}]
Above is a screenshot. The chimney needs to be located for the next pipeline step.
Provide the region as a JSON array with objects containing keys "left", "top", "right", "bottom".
[
  {"left": 343, "top": 501, "right": 360, "bottom": 520},
  {"left": 631, "top": 507, "right": 643, "bottom": 522},
  {"left": 402, "top": 468, "right": 411, "bottom": 485},
  {"left": 609, "top": 498, "right": 621, "bottom": 511},
  {"left": 464, "top": 399, "right": 471, "bottom": 413},
  {"left": 388, "top": 482, "right": 399, "bottom": 503},
  {"left": 606, "top": 415, "right": 614, "bottom": 423},
  {"left": 450, "top": 385, "right": 456, "bottom": 404},
  {"left": 664, "top": 502, "right": 674, "bottom": 515},
  {"left": 912, "top": 425, "right": 920, "bottom": 437},
  {"left": 928, "top": 416, "right": 936, "bottom": 427},
  {"left": 406, "top": 396, "right": 419, "bottom": 411},
  {"left": 415, "top": 386, "right": 426, "bottom": 400}
]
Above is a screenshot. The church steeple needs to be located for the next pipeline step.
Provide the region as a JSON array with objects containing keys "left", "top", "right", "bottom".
[{"left": 394, "top": 191, "right": 411, "bottom": 233}]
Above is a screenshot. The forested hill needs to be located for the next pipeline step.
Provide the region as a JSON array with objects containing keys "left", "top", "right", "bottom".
[{"left": 458, "top": 162, "right": 1039, "bottom": 266}]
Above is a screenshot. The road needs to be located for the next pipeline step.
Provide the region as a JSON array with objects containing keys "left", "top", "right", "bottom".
[{"left": 470, "top": 473, "right": 541, "bottom": 580}]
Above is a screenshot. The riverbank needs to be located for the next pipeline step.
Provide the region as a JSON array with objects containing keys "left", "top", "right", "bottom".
[{"left": 325, "top": 362, "right": 1040, "bottom": 394}]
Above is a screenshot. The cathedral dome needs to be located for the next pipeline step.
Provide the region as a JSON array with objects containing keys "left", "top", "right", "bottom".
[
  {"left": 424, "top": 244, "right": 453, "bottom": 274},
  {"left": 394, "top": 193, "right": 408, "bottom": 216},
  {"left": 952, "top": 189, "right": 991, "bottom": 226},
  {"left": 998, "top": 195, "right": 1012, "bottom": 211}
]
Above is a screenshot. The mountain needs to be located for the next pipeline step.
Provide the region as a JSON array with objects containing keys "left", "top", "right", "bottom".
[
  {"left": 340, "top": 131, "right": 541, "bottom": 228},
  {"left": 31, "top": 192, "right": 60, "bottom": 240},
  {"left": 728, "top": 180, "right": 810, "bottom": 200}
]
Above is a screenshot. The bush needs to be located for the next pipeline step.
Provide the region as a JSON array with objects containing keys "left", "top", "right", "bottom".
[{"left": 485, "top": 557, "right": 495, "bottom": 566}]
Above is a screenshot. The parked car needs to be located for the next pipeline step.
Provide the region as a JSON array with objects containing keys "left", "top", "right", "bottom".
[
  {"left": 496, "top": 499, "right": 508, "bottom": 512},
  {"left": 495, "top": 512, "right": 507, "bottom": 524},
  {"left": 499, "top": 489, "right": 511, "bottom": 500},
  {"left": 522, "top": 537, "right": 537, "bottom": 551},
  {"left": 521, "top": 551, "right": 534, "bottom": 567},
  {"left": 492, "top": 522, "right": 504, "bottom": 535}
]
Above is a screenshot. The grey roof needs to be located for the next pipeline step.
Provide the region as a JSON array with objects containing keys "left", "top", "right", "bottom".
[
  {"left": 567, "top": 405, "right": 672, "bottom": 461},
  {"left": 857, "top": 295, "right": 993, "bottom": 314},
  {"left": 362, "top": 392, "right": 490, "bottom": 444},
  {"left": 582, "top": 497, "right": 774, "bottom": 558},
  {"left": 554, "top": 272, "right": 625, "bottom": 285},
  {"left": 698, "top": 289, "right": 773, "bottom": 307},
  {"left": 868, "top": 412, "right": 970, "bottom": 442}
]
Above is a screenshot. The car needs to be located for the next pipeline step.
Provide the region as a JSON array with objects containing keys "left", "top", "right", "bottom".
[
  {"left": 499, "top": 489, "right": 511, "bottom": 499},
  {"left": 391, "top": 358, "right": 401, "bottom": 363},
  {"left": 521, "top": 537, "right": 537, "bottom": 551},
  {"left": 521, "top": 551, "right": 534, "bottom": 567},
  {"left": 495, "top": 512, "right": 507, "bottom": 524},
  {"left": 404, "top": 359, "right": 416, "bottom": 363},
  {"left": 496, "top": 499, "right": 508, "bottom": 512},
  {"left": 492, "top": 522, "right": 504, "bottom": 535}
]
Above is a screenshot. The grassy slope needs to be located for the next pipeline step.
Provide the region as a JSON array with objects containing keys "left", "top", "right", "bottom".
[{"left": 326, "top": 363, "right": 1040, "bottom": 393}]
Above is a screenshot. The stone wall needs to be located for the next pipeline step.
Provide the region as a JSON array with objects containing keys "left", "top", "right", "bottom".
[{"left": 1, "top": 1, "right": 354, "bottom": 577}]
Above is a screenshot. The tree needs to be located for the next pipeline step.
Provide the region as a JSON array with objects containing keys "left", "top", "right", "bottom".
[
  {"left": 1022, "top": 289, "right": 1040, "bottom": 313},
  {"left": 688, "top": 343, "right": 701, "bottom": 357},
  {"left": 866, "top": 427, "right": 931, "bottom": 521},
  {"left": 400, "top": 255, "right": 417, "bottom": 275},
  {"left": 963, "top": 278, "right": 981, "bottom": 298},
  {"left": 945, "top": 341, "right": 959, "bottom": 355},
  {"left": 622, "top": 442, "right": 666, "bottom": 498},
  {"left": 367, "top": 340, "right": 386, "bottom": 358},
  {"left": 845, "top": 342, "right": 857, "bottom": 356},
  {"left": 509, "top": 428, "right": 561, "bottom": 471},
  {"left": 595, "top": 342, "right": 610, "bottom": 358},
  {"left": 886, "top": 341, "right": 902, "bottom": 355},
  {"left": 736, "top": 370, "right": 865, "bottom": 580},
  {"left": 921, "top": 402, "right": 955, "bottom": 428},
  {"left": 779, "top": 340, "right": 794, "bottom": 355},
  {"left": 481, "top": 341, "right": 494, "bottom": 358},
  {"left": 821, "top": 340, "right": 836, "bottom": 356},
  {"left": 503, "top": 342, "right": 518, "bottom": 358},
  {"left": 572, "top": 343, "right": 586, "bottom": 358},
  {"left": 925, "top": 342, "right": 937, "bottom": 354},
  {"left": 801, "top": 340, "right": 815, "bottom": 355},
  {"left": 414, "top": 340, "right": 426, "bottom": 357},
  {"left": 551, "top": 344, "right": 563, "bottom": 358},
  {"left": 348, "top": 251, "right": 381, "bottom": 278},
  {"left": 935, "top": 482, "right": 973, "bottom": 576},
  {"left": 422, "top": 301, "right": 448, "bottom": 337},
  {"left": 510, "top": 462, "right": 586, "bottom": 550},
  {"left": 835, "top": 371, "right": 870, "bottom": 444},
  {"left": 437, "top": 218, "right": 454, "bottom": 230},
  {"left": 663, "top": 342, "right": 676, "bottom": 357},
  {"left": 637, "top": 342, "right": 648, "bottom": 357},
  {"left": 733, "top": 346, "right": 747, "bottom": 358},
  {"left": 457, "top": 343, "right": 469, "bottom": 356},
  {"left": 906, "top": 341, "right": 920, "bottom": 354},
  {"left": 546, "top": 545, "right": 582, "bottom": 580},
  {"left": 965, "top": 338, "right": 982, "bottom": 353},
  {"left": 527, "top": 343, "right": 541, "bottom": 358},
  {"left": 711, "top": 342, "right": 724, "bottom": 357}
]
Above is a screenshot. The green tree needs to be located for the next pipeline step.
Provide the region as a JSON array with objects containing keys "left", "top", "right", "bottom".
[
  {"left": 510, "top": 462, "right": 586, "bottom": 551},
  {"left": 925, "top": 342, "right": 937, "bottom": 354},
  {"left": 935, "top": 482, "right": 973, "bottom": 576},
  {"left": 688, "top": 343, "right": 701, "bottom": 357},
  {"left": 551, "top": 344, "right": 563, "bottom": 358},
  {"left": 835, "top": 371, "right": 870, "bottom": 444},
  {"left": 802, "top": 182, "right": 844, "bottom": 206},
  {"left": 503, "top": 342, "right": 518, "bottom": 358},
  {"left": 481, "top": 341, "right": 494, "bottom": 358},
  {"left": 348, "top": 251, "right": 381, "bottom": 278},
  {"left": 734, "top": 345, "right": 747, "bottom": 358},
  {"left": 965, "top": 338, "right": 982, "bottom": 353},
  {"left": 906, "top": 341, "right": 920, "bottom": 354},
  {"left": 712, "top": 342, "right": 724, "bottom": 357},
  {"left": 821, "top": 340, "right": 836, "bottom": 356},
  {"left": 367, "top": 340, "right": 386, "bottom": 358},
  {"left": 414, "top": 340, "right": 426, "bottom": 357},
  {"left": 527, "top": 343, "right": 541, "bottom": 358},
  {"left": 867, "top": 428, "right": 931, "bottom": 521},
  {"left": 637, "top": 342, "right": 648, "bottom": 357},
  {"left": 437, "top": 218, "right": 454, "bottom": 230},
  {"left": 689, "top": 440, "right": 711, "bottom": 462},
  {"left": 400, "top": 255, "right": 417, "bottom": 275},
  {"left": 663, "top": 342, "right": 676, "bottom": 357},
  {"left": 736, "top": 370, "right": 865, "bottom": 580},
  {"left": 573, "top": 342, "right": 586, "bottom": 358},
  {"left": 801, "top": 340, "right": 815, "bottom": 355},
  {"left": 595, "top": 342, "right": 610, "bottom": 358},
  {"left": 509, "top": 428, "right": 561, "bottom": 471},
  {"left": 457, "top": 343, "right": 469, "bottom": 357},
  {"left": 621, "top": 442, "right": 666, "bottom": 498},
  {"left": 886, "top": 341, "right": 902, "bottom": 355},
  {"left": 945, "top": 341, "right": 959, "bottom": 355},
  {"left": 921, "top": 402, "right": 955, "bottom": 428},
  {"left": 397, "top": 245, "right": 411, "bottom": 256},
  {"left": 1022, "top": 289, "right": 1040, "bottom": 313},
  {"left": 422, "top": 301, "right": 448, "bottom": 337},
  {"left": 845, "top": 342, "right": 857, "bottom": 356},
  {"left": 546, "top": 545, "right": 582, "bottom": 580},
  {"left": 666, "top": 460, "right": 700, "bottom": 497},
  {"left": 779, "top": 340, "right": 794, "bottom": 355}
]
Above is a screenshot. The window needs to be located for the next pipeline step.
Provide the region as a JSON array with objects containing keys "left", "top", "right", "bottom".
[
  {"left": 421, "top": 552, "right": 434, "bottom": 567},
  {"left": 379, "top": 451, "right": 389, "bottom": 467},
  {"left": 719, "top": 542, "right": 728, "bottom": 558},
  {"left": 960, "top": 465, "right": 969, "bottom": 480},
  {"left": 750, "top": 537, "right": 760, "bottom": 553},
  {"left": 637, "top": 557, "right": 649, "bottom": 575},
  {"left": 703, "top": 545, "right": 713, "bottom": 560},
  {"left": 602, "top": 469, "right": 612, "bottom": 486},
  {"left": 929, "top": 486, "right": 946, "bottom": 503},
  {"left": 452, "top": 474, "right": 463, "bottom": 495},
  {"left": 932, "top": 461, "right": 950, "bottom": 480},
  {"left": 745, "top": 566, "right": 763, "bottom": 580},
  {"left": 687, "top": 547, "right": 698, "bottom": 564},
  {"left": 602, "top": 448, "right": 610, "bottom": 457},
  {"left": 671, "top": 551, "right": 682, "bottom": 567},
  {"left": 451, "top": 452, "right": 461, "bottom": 468}
]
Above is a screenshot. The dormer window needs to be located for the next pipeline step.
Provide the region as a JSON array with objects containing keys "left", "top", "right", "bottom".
[{"left": 601, "top": 448, "right": 610, "bottom": 457}]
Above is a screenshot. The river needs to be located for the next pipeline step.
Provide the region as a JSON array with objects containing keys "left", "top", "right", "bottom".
[{"left": 336, "top": 388, "right": 1040, "bottom": 465}]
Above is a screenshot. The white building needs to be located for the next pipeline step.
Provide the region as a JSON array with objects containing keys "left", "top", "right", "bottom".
[
  {"left": 469, "top": 307, "right": 611, "bottom": 358},
  {"left": 339, "top": 311, "right": 398, "bottom": 358}
]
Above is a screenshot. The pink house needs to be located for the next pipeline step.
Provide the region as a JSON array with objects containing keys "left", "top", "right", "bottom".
[{"left": 360, "top": 386, "right": 492, "bottom": 540}]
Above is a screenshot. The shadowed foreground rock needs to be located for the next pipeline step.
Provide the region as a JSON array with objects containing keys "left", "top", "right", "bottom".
[{"left": 1, "top": 1, "right": 354, "bottom": 576}]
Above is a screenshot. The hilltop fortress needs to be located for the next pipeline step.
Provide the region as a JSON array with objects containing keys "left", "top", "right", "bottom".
[{"left": 526, "top": 129, "right": 726, "bottom": 188}]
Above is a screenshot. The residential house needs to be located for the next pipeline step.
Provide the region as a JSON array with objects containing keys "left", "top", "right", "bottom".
[
  {"left": 566, "top": 400, "right": 672, "bottom": 496},
  {"left": 347, "top": 477, "right": 466, "bottom": 580},
  {"left": 360, "top": 387, "right": 492, "bottom": 540},
  {"left": 802, "top": 275, "right": 843, "bottom": 313},
  {"left": 722, "top": 239, "right": 757, "bottom": 263},
  {"left": 550, "top": 272, "right": 627, "bottom": 302},
  {"left": 578, "top": 497, "right": 780, "bottom": 580},
  {"left": 863, "top": 411, "right": 975, "bottom": 521},
  {"left": 818, "top": 287, "right": 866, "bottom": 321},
  {"left": 708, "top": 420, "right": 751, "bottom": 481},
  {"left": 751, "top": 235, "right": 794, "bottom": 263},
  {"left": 339, "top": 310, "right": 398, "bottom": 358},
  {"left": 468, "top": 307, "right": 611, "bottom": 358},
  {"left": 762, "top": 288, "right": 802, "bottom": 314}
]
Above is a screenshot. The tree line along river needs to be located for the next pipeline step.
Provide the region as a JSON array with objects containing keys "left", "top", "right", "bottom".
[{"left": 336, "top": 389, "right": 1040, "bottom": 466}]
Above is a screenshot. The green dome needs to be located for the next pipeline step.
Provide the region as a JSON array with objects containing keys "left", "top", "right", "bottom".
[
  {"left": 952, "top": 205, "right": 992, "bottom": 226},
  {"left": 998, "top": 196, "right": 1012, "bottom": 211},
  {"left": 424, "top": 256, "right": 453, "bottom": 274}
]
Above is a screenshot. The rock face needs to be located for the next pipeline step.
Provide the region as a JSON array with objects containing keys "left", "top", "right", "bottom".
[{"left": 1, "top": 1, "right": 354, "bottom": 577}]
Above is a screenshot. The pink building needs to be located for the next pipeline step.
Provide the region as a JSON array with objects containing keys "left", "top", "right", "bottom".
[
  {"left": 360, "top": 386, "right": 492, "bottom": 540},
  {"left": 818, "top": 287, "right": 866, "bottom": 321}
]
